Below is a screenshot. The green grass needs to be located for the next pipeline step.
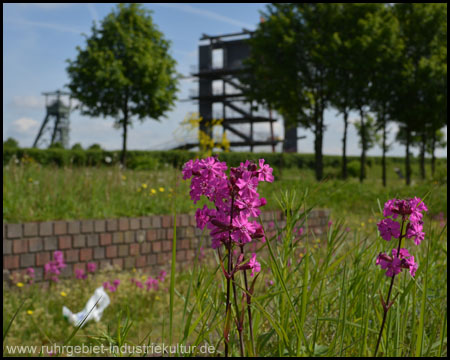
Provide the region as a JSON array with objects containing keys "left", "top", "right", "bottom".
[
  {"left": 3, "top": 190, "right": 447, "bottom": 357},
  {"left": 3, "top": 159, "right": 447, "bottom": 224}
]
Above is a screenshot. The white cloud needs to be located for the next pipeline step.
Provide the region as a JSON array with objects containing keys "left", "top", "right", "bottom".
[
  {"left": 11, "top": 117, "right": 39, "bottom": 133},
  {"left": 153, "top": 3, "right": 254, "bottom": 29}
]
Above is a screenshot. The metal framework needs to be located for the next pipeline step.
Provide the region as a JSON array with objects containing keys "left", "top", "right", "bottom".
[
  {"left": 32, "top": 90, "right": 72, "bottom": 149},
  {"left": 179, "top": 30, "right": 280, "bottom": 152}
]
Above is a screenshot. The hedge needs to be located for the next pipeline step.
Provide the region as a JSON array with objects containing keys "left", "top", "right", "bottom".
[{"left": 2, "top": 147, "right": 439, "bottom": 172}]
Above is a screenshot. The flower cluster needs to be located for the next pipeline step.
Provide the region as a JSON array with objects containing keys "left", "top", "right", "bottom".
[
  {"left": 103, "top": 279, "right": 120, "bottom": 293},
  {"left": 44, "top": 251, "right": 67, "bottom": 282},
  {"left": 376, "top": 197, "right": 427, "bottom": 277},
  {"left": 183, "top": 156, "right": 273, "bottom": 277},
  {"left": 131, "top": 270, "right": 167, "bottom": 291}
]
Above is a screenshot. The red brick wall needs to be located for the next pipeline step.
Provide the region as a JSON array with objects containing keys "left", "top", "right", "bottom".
[{"left": 3, "top": 210, "right": 330, "bottom": 282}]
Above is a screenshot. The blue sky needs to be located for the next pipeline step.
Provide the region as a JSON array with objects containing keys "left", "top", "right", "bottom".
[{"left": 3, "top": 3, "right": 446, "bottom": 157}]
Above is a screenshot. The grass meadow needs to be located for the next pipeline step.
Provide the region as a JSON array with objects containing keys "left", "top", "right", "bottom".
[{"left": 3, "top": 157, "right": 448, "bottom": 357}]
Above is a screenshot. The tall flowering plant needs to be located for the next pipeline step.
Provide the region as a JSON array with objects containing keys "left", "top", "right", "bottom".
[
  {"left": 374, "top": 197, "right": 427, "bottom": 356},
  {"left": 183, "top": 156, "right": 273, "bottom": 356}
]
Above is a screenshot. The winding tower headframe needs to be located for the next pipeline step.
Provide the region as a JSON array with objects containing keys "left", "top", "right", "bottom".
[{"left": 32, "top": 90, "right": 72, "bottom": 148}]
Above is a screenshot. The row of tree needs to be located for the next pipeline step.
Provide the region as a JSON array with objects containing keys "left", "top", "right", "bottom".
[{"left": 241, "top": 3, "right": 447, "bottom": 185}]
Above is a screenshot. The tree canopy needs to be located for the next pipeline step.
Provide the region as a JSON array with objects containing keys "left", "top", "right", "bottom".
[{"left": 66, "top": 3, "right": 179, "bottom": 165}]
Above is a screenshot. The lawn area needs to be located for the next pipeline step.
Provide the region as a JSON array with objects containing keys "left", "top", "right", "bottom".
[
  {"left": 3, "top": 158, "right": 447, "bottom": 227},
  {"left": 3, "top": 156, "right": 447, "bottom": 357}
]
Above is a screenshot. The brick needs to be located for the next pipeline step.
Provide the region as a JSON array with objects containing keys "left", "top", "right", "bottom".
[
  {"left": 147, "top": 254, "right": 157, "bottom": 265},
  {"left": 152, "top": 241, "right": 161, "bottom": 253},
  {"left": 189, "top": 215, "right": 196, "bottom": 226},
  {"left": 44, "top": 237, "right": 57, "bottom": 251},
  {"left": 80, "top": 248, "right": 93, "bottom": 261},
  {"left": 167, "top": 228, "right": 174, "bottom": 239},
  {"left": 136, "top": 255, "right": 146, "bottom": 268},
  {"left": 7, "top": 224, "right": 22, "bottom": 238},
  {"left": 112, "top": 258, "right": 123, "bottom": 269},
  {"left": 100, "top": 260, "right": 112, "bottom": 270},
  {"left": 40, "top": 222, "right": 53, "bottom": 236},
  {"left": 176, "top": 250, "right": 186, "bottom": 262},
  {"left": 162, "top": 240, "right": 172, "bottom": 252},
  {"left": 106, "top": 219, "right": 118, "bottom": 231},
  {"left": 73, "top": 234, "right": 86, "bottom": 248},
  {"left": 61, "top": 263, "right": 72, "bottom": 277},
  {"left": 124, "top": 231, "right": 134, "bottom": 244},
  {"left": 68, "top": 221, "right": 81, "bottom": 234},
  {"left": 178, "top": 214, "right": 188, "bottom": 227},
  {"left": 54, "top": 221, "right": 67, "bottom": 235},
  {"left": 136, "top": 230, "right": 145, "bottom": 243},
  {"left": 24, "top": 223, "right": 38, "bottom": 237},
  {"left": 106, "top": 245, "right": 118, "bottom": 259},
  {"left": 130, "top": 218, "right": 140, "bottom": 230},
  {"left": 162, "top": 215, "right": 172, "bottom": 228},
  {"left": 124, "top": 257, "right": 135, "bottom": 269},
  {"left": 119, "top": 218, "right": 129, "bottom": 231},
  {"left": 36, "top": 252, "right": 50, "bottom": 266},
  {"left": 81, "top": 220, "right": 94, "bottom": 233},
  {"left": 157, "top": 253, "right": 166, "bottom": 265},
  {"left": 180, "top": 239, "right": 190, "bottom": 250},
  {"left": 3, "top": 239, "right": 12, "bottom": 255},
  {"left": 151, "top": 216, "right": 161, "bottom": 228},
  {"left": 94, "top": 220, "right": 106, "bottom": 233},
  {"left": 113, "top": 232, "right": 124, "bottom": 244},
  {"left": 13, "top": 239, "right": 28, "bottom": 254},
  {"left": 4, "top": 255, "right": 19, "bottom": 269},
  {"left": 56, "top": 235, "right": 71, "bottom": 249},
  {"left": 20, "top": 253, "right": 35, "bottom": 267},
  {"left": 118, "top": 245, "right": 128, "bottom": 257},
  {"left": 140, "top": 217, "right": 151, "bottom": 229},
  {"left": 157, "top": 229, "right": 166, "bottom": 240},
  {"left": 129, "top": 243, "right": 140, "bottom": 256},
  {"left": 65, "top": 249, "right": 80, "bottom": 263},
  {"left": 146, "top": 229, "right": 157, "bottom": 241},
  {"left": 100, "top": 233, "right": 112, "bottom": 246},
  {"left": 94, "top": 247, "right": 105, "bottom": 260},
  {"left": 87, "top": 234, "right": 99, "bottom": 247},
  {"left": 141, "top": 242, "right": 151, "bottom": 254},
  {"left": 72, "top": 262, "right": 84, "bottom": 272},
  {"left": 186, "top": 228, "right": 194, "bottom": 237}
]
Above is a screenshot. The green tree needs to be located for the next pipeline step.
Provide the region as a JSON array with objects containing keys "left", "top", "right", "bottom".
[
  {"left": 242, "top": 4, "right": 339, "bottom": 181},
  {"left": 66, "top": 3, "right": 178, "bottom": 166},
  {"left": 3, "top": 137, "right": 19, "bottom": 149},
  {"left": 71, "top": 143, "right": 83, "bottom": 150},
  {"left": 390, "top": 3, "right": 447, "bottom": 185}
]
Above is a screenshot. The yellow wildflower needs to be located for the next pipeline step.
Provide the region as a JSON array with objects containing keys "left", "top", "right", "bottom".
[
  {"left": 121, "top": 175, "right": 126, "bottom": 180},
  {"left": 159, "top": 187, "right": 165, "bottom": 192},
  {"left": 151, "top": 189, "right": 157, "bottom": 195},
  {"left": 132, "top": 268, "right": 137, "bottom": 273},
  {"left": 16, "top": 282, "right": 24, "bottom": 288},
  {"left": 27, "top": 310, "right": 33, "bottom": 315},
  {"left": 60, "top": 291, "right": 67, "bottom": 297},
  {"left": 28, "top": 178, "right": 33, "bottom": 182},
  {"left": 142, "top": 183, "right": 148, "bottom": 189},
  {"left": 155, "top": 296, "right": 161, "bottom": 301},
  {"left": 141, "top": 275, "right": 147, "bottom": 281}
]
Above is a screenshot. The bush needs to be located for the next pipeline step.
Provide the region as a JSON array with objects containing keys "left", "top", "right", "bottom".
[{"left": 347, "top": 160, "right": 360, "bottom": 178}]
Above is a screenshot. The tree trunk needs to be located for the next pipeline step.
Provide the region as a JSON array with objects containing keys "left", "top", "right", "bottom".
[
  {"left": 420, "top": 131, "right": 426, "bottom": 180},
  {"left": 405, "top": 127, "right": 411, "bottom": 186},
  {"left": 431, "top": 130, "right": 436, "bottom": 177},
  {"left": 381, "top": 114, "right": 387, "bottom": 187},
  {"left": 121, "top": 117, "right": 128, "bottom": 167},
  {"left": 342, "top": 109, "right": 349, "bottom": 180},
  {"left": 121, "top": 90, "right": 129, "bottom": 167},
  {"left": 314, "top": 102, "right": 323, "bottom": 181},
  {"left": 359, "top": 107, "right": 366, "bottom": 183}
]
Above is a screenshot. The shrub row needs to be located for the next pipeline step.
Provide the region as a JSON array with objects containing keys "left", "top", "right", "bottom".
[{"left": 2, "top": 147, "right": 437, "bottom": 172}]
